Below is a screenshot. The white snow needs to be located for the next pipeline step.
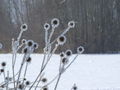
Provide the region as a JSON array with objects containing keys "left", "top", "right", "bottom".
[{"left": 0, "top": 54, "right": 120, "bottom": 90}]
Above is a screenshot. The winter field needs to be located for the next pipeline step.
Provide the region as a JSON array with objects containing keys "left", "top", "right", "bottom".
[{"left": 0, "top": 54, "right": 120, "bottom": 90}]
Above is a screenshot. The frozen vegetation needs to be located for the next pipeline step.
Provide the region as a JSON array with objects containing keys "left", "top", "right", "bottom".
[{"left": 0, "top": 18, "right": 84, "bottom": 90}]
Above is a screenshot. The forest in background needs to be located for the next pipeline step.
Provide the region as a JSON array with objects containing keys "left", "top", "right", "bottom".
[{"left": 0, "top": 0, "right": 120, "bottom": 53}]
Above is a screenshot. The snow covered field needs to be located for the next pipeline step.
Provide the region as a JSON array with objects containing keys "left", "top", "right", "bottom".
[{"left": 0, "top": 54, "right": 120, "bottom": 90}]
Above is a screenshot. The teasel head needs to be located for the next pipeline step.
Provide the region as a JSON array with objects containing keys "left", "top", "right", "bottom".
[
  {"left": 61, "top": 57, "right": 69, "bottom": 65},
  {"left": 51, "top": 18, "right": 60, "bottom": 28},
  {"left": 44, "top": 47, "right": 48, "bottom": 53},
  {"left": 41, "top": 77, "right": 47, "bottom": 83},
  {"left": 65, "top": 50, "right": 73, "bottom": 57},
  {"left": 26, "top": 57, "right": 32, "bottom": 63},
  {"left": 60, "top": 52, "right": 65, "bottom": 58},
  {"left": 0, "top": 85, "right": 5, "bottom": 88},
  {"left": 21, "top": 23, "right": 28, "bottom": 31},
  {"left": 44, "top": 23, "right": 50, "bottom": 30},
  {"left": 0, "top": 69, "right": 4, "bottom": 73},
  {"left": 68, "top": 21, "right": 75, "bottom": 28},
  {"left": 5, "top": 77, "right": 12, "bottom": 81},
  {"left": 27, "top": 40, "right": 34, "bottom": 47},
  {"left": 18, "top": 84, "right": 24, "bottom": 89},
  {"left": 23, "top": 78, "right": 26, "bottom": 81},
  {"left": 22, "top": 47, "right": 28, "bottom": 54},
  {"left": 25, "top": 81, "right": 30, "bottom": 86},
  {"left": 1, "top": 62, "right": 6, "bottom": 67},
  {"left": 33, "top": 43, "right": 39, "bottom": 49},
  {"left": 57, "top": 35, "right": 66, "bottom": 45},
  {"left": 42, "top": 86, "right": 48, "bottom": 90},
  {"left": 72, "top": 84, "right": 78, "bottom": 90},
  {"left": 77, "top": 46, "right": 84, "bottom": 54},
  {"left": 21, "top": 39, "right": 27, "bottom": 44}
]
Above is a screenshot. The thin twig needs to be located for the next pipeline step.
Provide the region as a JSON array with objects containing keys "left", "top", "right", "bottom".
[
  {"left": 54, "top": 62, "right": 64, "bottom": 90},
  {"left": 64, "top": 54, "right": 79, "bottom": 71},
  {"left": 16, "top": 54, "right": 27, "bottom": 88},
  {"left": 48, "top": 26, "right": 71, "bottom": 47},
  {"left": 34, "top": 73, "right": 45, "bottom": 90},
  {"left": 29, "top": 53, "right": 46, "bottom": 90},
  {"left": 11, "top": 39, "right": 16, "bottom": 90},
  {"left": 48, "top": 27, "right": 55, "bottom": 44},
  {"left": 22, "top": 62, "right": 29, "bottom": 85},
  {"left": 6, "top": 71, "right": 9, "bottom": 90}
]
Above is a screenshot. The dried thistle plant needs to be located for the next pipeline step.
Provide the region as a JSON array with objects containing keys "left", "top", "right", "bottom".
[{"left": 0, "top": 18, "right": 84, "bottom": 90}]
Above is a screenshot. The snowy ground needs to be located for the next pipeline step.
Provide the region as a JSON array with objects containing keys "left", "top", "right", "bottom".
[{"left": 0, "top": 54, "right": 120, "bottom": 90}]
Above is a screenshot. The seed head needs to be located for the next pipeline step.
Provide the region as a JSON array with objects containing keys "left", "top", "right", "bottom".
[
  {"left": 24, "top": 78, "right": 26, "bottom": 81},
  {"left": 0, "top": 69, "right": 4, "bottom": 73},
  {"left": 1, "top": 62, "right": 6, "bottom": 67},
  {"left": 22, "top": 48, "right": 28, "bottom": 54},
  {"left": 26, "top": 57, "right": 32, "bottom": 63},
  {"left": 62, "top": 57, "right": 68, "bottom": 65},
  {"left": 68, "top": 21, "right": 75, "bottom": 28},
  {"left": 65, "top": 50, "right": 72, "bottom": 57},
  {"left": 60, "top": 52, "right": 65, "bottom": 57},
  {"left": 33, "top": 43, "right": 39, "bottom": 49},
  {"left": 44, "top": 23, "right": 50, "bottom": 30},
  {"left": 0, "top": 85, "right": 5, "bottom": 88},
  {"left": 18, "top": 84, "right": 24, "bottom": 89},
  {"left": 21, "top": 23, "right": 28, "bottom": 31},
  {"left": 25, "top": 81, "right": 30, "bottom": 86},
  {"left": 72, "top": 84, "right": 77, "bottom": 90},
  {"left": 57, "top": 35, "right": 66, "bottom": 45},
  {"left": 27, "top": 40, "right": 34, "bottom": 47},
  {"left": 42, "top": 87, "right": 48, "bottom": 90},
  {"left": 51, "top": 18, "right": 59, "bottom": 27},
  {"left": 77, "top": 46, "right": 84, "bottom": 54},
  {"left": 21, "top": 39, "right": 26, "bottom": 44},
  {"left": 41, "top": 78, "right": 47, "bottom": 83}
]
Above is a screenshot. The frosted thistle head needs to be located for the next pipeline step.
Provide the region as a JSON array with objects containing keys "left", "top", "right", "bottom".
[
  {"left": 0, "top": 85, "right": 5, "bottom": 88},
  {"left": 21, "top": 23, "right": 28, "bottom": 31},
  {"left": 60, "top": 52, "right": 65, "bottom": 58},
  {"left": 22, "top": 47, "right": 28, "bottom": 54},
  {"left": 44, "top": 23, "right": 50, "bottom": 30},
  {"left": 61, "top": 57, "right": 69, "bottom": 65},
  {"left": 25, "top": 81, "right": 30, "bottom": 86},
  {"left": 51, "top": 18, "right": 60, "bottom": 28},
  {"left": 33, "top": 43, "right": 39, "bottom": 49},
  {"left": 77, "top": 46, "right": 84, "bottom": 54},
  {"left": 5, "top": 77, "right": 12, "bottom": 81},
  {"left": 0, "top": 69, "right": 4, "bottom": 73},
  {"left": 26, "top": 57, "right": 32, "bottom": 63},
  {"left": 43, "top": 47, "right": 49, "bottom": 53},
  {"left": 41, "top": 77, "right": 47, "bottom": 83},
  {"left": 72, "top": 84, "right": 78, "bottom": 90},
  {"left": 42, "top": 86, "right": 48, "bottom": 90},
  {"left": 18, "top": 84, "right": 24, "bottom": 89},
  {"left": 68, "top": 21, "right": 75, "bottom": 28},
  {"left": 57, "top": 35, "right": 66, "bottom": 45},
  {"left": 21, "top": 39, "right": 27, "bottom": 44},
  {"left": 1, "top": 62, "right": 6, "bottom": 67},
  {"left": 65, "top": 50, "right": 72, "bottom": 57},
  {"left": 27, "top": 40, "right": 34, "bottom": 47}
]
